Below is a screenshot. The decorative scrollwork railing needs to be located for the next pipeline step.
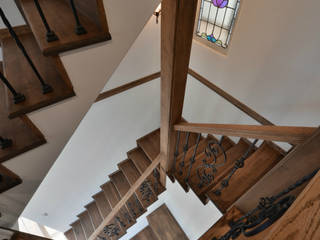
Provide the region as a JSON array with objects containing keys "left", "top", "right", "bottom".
[
  {"left": 196, "top": 136, "right": 227, "bottom": 189},
  {"left": 213, "top": 139, "right": 259, "bottom": 195},
  {"left": 173, "top": 131, "right": 267, "bottom": 192},
  {"left": 212, "top": 168, "right": 319, "bottom": 240},
  {"left": 173, "top": 131, "right": 229, "bottom": 188}
]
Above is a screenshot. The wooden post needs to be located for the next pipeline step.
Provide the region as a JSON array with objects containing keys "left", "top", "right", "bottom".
[{"left": 160, "top": 0, "right": 199, "bottom": 186}]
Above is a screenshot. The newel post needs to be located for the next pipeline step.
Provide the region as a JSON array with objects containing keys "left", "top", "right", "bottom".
[{"left": 160, "top": 0, "right": 199, "bottom": 186}]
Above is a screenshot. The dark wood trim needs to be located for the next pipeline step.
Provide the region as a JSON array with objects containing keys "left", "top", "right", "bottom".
[
  {"left": 95, "top": 72, "right": 161, "bottom": 102},
  {"left": 174, "top": 122, "right": 316, "bottom": 145},
  {"left": 88, "top": 154, "right": 161, "bottom": 240},
  {"left": 188, "top": 68, "right": 274, "bottom": 126},
  {"left": 160, "top": 0, "right": 199, "bottom": 186}
]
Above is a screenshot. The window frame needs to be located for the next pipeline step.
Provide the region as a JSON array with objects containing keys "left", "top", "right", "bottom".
[{"left": 193, "top": 0, "right": 242, "bottom": 55}]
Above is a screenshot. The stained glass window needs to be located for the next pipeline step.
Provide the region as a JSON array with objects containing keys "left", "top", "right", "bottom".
[{"left": 195, "top": 0, "right": 240, "bottom": 49}]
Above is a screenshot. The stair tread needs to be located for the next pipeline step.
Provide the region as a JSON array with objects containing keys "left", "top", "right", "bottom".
[
  {"left": 101, "top": 181, "right": 136, "bottom": 231},
  {"left": 0, "top": 164, "right": 22, "bottom": 193},
  {"left": 85, "top": 201, "right": 103, "bottom": 229},
  {"left": 92, "top": 192, "right": 126, "bottom": 240},
  {"left": 64, "top": 229, "right": 76, "bottom": 240},
  {"left": 131, "top": 226, "right": 159, "bottom": 240},
  {"left": 174, "top": 135, "right": 234, "bottom": 192},
  {"left": 0, "top": 62, "right": 46, "bottom": 163},
  {"left": 118, "top": 159, "right": 158, "bottom": 208},
  {"left": 137, "top": 129, "right": 160, "bottom": 161},
  {"left": 78, "top": 211, "right": 94, "bottom": 239},
  {"left": 109, "top": 170, "right": 146, "bottom": 219},
  {"left": 92, "top": 191, "right": 112, "bottom": 218},
  {"left": 1, "top": 28, "right": 75, "bottom": 118},
  {"left": 71, "top": 220, "right": 86, "bottom": 240},
  {"left": 207, "top": 141, "right": 285, "bottom": 213},
  {"left": 128, "top": 147, "right": 152, "bottom": 173},
  {"left": 147, "top": 204, "right": 188, "bottom": 240},
  {"left": 188, "top": 138, "right": 254, "bottom": 204},
  {"left": 128, "top": 147, "right": 166, "bottom": 196},
  {"left": 17, "top": 0, "right": 111, "bottom": 55},
  {"left": 236, "top": 128, "right": 320, "bottom": 213},
  {"left": 198, "top": 206, "right": 243, "bottom": 240}
]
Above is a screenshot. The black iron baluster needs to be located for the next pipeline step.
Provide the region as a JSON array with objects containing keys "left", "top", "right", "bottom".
[
  {"left": 33, "top": 0, "right": 59, "bottom": 42},
  {"left": 214, "top": 139, "right": 259, "bottom": 196},
  {"left": 179, "top": 132, "right": 190, "bottom": 175},
  {"left": 103, "top": 224, "right": 120, "bottom": 237},
  {"left": 0, "top": 8, "right": 53, "bottom": 94},
  {"left": 139, "top": 180, "right": 153, "bottom": 202},
  {"left": 197, "top": 136, "right": 227, "bottom": 189},
  {"left": 213, "top": 168, "right": 319, "bottom": 240},
  {"left": 0, "top": 136, "right": 13, "bottom": 149},
  {"left": 127, "top": 202, "right": 137, "bottom": 218},
  {"left": 0, "top": 70, "right": 26, "bottom": 104},
  {"left": 173, "top": 131, "right": 181, "bottom": 173},
  {"left": 185, "top": 133, "right": 201, "bottom": 184},
  {"left": 115, "top": 216, "right": 126, "bottom": 228},
  {"left": 69, "top": 0, "right": 87, "bottom": 35}
]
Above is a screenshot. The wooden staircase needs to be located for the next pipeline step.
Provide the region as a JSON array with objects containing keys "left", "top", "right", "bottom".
[
  {"left": 0, "top": 0, "right": 110, "bottom": 197},
  {"left": 65, "top": 129, "right": 166, "bottom": 240},
  {"left": 172, "top": 134, "right": 286, "bottom": 213},
  {"left": 14, "top": 0, "right": 111, "bottom": 56},
  {"left": 63, "top": 126, "right": 298, "bottom": 240},
  {"left": 131, "top": 204, "right": 188, "bottom": 240}
]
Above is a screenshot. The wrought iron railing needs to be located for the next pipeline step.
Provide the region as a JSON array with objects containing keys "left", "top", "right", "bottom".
[
  {"left": 213, "top": 139, "right": 259, "bottom": 196},
  {"left": 173, "top": 130, "right": 260, "bottom": 191},
  {"left": 0, "top": 7, "right": 53, "bottom": 100},
  {"left": 33, "top": 0, "right": 87, "bottom": 39},
  {"left": 33, "top": 0, "right": 59, "bottom": 42},
  {"left": 0, "top": 136, "right": 12, "bottom": 149},
  {"left": 0, "top": 70, "right": 25, "bottom": 104},
  {"left": 212, "top": 168, "right": 319, "bottom": 240}
]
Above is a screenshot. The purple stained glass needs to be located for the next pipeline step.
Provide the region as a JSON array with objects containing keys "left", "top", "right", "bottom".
[{"left": 212, "top": 0, "right": 228, "bottom": 8}]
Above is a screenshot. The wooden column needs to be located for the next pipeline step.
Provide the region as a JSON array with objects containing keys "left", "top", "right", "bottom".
[{"left": 160, "top": 0, "right": 199, "bottom": 185}]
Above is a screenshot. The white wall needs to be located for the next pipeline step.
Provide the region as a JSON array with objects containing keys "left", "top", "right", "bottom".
[
  {"left": 120, "top": 177, "right": 221, "bottom": 240},
  {"left": 20, "top": 0, "right": 320, "bottom": 238},
  {"left": 1, "top": 0, "right": 160, "bottom": 228}
]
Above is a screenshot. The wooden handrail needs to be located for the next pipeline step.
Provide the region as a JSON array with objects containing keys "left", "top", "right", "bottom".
[
  {"left": 88, "top": 154, "right": 162, "bottom": 240},
  {"left": 95, "top": 72, "right": 161, "bottom": 102},
  {"left": 174, "top": 122, "right": 316, "bottom": 145},
  {"left": 188, "top": 69, "right": 274, "bottom": 126}
]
